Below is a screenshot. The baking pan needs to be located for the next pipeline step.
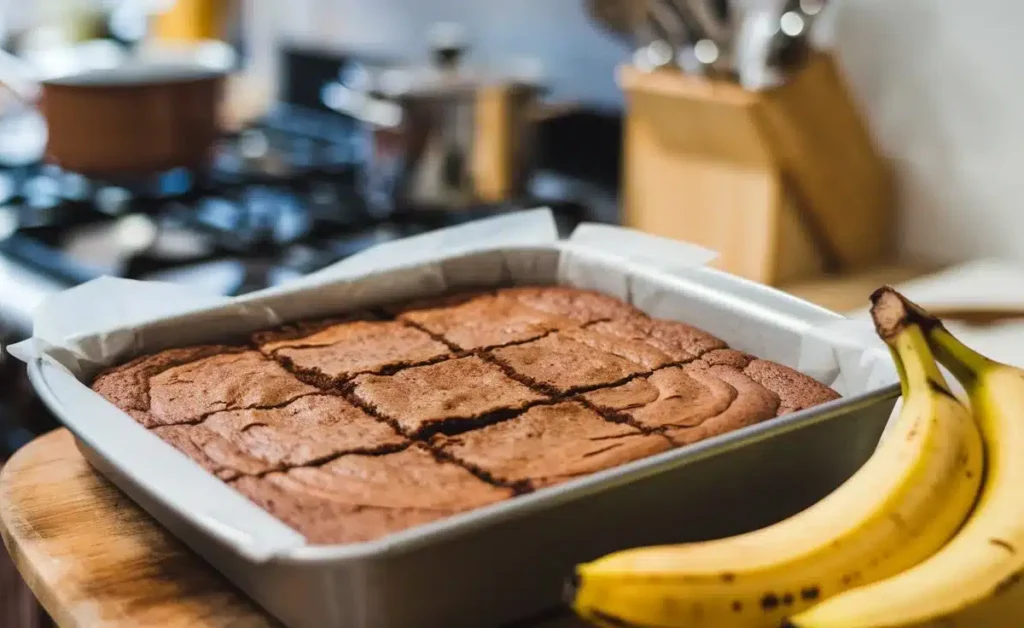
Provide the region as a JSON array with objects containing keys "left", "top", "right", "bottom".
[{"left": 12, "top": 211, "right": 899, "bottom": 627}]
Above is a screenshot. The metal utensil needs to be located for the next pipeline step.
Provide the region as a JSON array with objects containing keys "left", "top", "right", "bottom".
[
  {"left": 764, "top": 0, "right": 827, "bottom": 77},
  {"left": 632, "top": 5, "right": 677, "bottom": 72},
  {"left": 662, "top": 0, "right": 734, "bottom": 77}
]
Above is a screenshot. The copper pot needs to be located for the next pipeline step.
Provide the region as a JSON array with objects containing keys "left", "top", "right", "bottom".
[{"left": 0, "top": 46, "right": 229, "bottom": 176}]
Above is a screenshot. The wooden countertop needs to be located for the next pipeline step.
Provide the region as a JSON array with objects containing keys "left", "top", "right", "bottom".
[{"left": 0, "top": 429, "right": 584, "bottom": 628}]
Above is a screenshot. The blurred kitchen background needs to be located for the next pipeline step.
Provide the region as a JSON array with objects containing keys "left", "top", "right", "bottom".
[{"left": 3, "top": 1, "right": 1024, "bottom": 624}]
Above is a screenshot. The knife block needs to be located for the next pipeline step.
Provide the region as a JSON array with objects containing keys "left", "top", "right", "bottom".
[{"left": 619, "top": 51, "right": 894, "bottom": 285}]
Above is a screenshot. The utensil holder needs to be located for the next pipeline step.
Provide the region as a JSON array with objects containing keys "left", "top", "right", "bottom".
[{"left": 619, "top": 51, "right": 893, "bottom": 285}]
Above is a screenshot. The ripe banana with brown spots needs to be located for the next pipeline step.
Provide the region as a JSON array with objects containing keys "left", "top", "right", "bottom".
[
  {"left": 568, "top": 288, "right": 983, "bottom": 628},
  {"left": 788, "top": 288, "right": 1024, "bottom": 627}
]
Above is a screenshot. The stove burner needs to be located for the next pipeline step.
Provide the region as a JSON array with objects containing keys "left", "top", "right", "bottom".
[{"left": 0, "top": 105, "right": 580, "bottom": 298}]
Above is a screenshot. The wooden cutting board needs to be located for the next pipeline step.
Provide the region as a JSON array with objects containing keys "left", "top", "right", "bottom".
[{"left": 0, "top": 429, "right": 584, "bottom": 628}]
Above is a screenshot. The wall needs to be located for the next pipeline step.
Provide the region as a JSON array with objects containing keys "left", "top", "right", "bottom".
[
  {"left": 5, "top": 0, "right": 1024, "bottom": 266},
  {"left": 241, "top": 0, "right": 1024, "bottom": 267}
]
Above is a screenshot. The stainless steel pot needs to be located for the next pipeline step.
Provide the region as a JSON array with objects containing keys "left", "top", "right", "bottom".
[{"left": 323, "top": 27, "right": 543, "bottom": 211}]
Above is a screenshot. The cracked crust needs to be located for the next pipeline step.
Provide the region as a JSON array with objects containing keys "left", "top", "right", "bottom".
[
  {"left": 397, "top": 293, "right": 580, "bottom": 351},
  {"left": 256, "top": 319, "right": 451, "bottom": 384},
  {"left": 496, "top": 286, "right": 644, "bottom": 324},
  {"left": 350, "top": 356, "right": 547, "bottom": 436},
  {"left": 91, "top": 285, "right": 841, "bottom": 546},
  {"left": 151, "top": 395, "right": 407, "bottom": 477},
  {"left": 230, "top": 444, "right": 512, "bottom": 544},
  {"left": 489, "top": 333, "right": 649, "bottom": 394},
  {"left": 432, "top": 402, "right": 672, "bottom": 489}
]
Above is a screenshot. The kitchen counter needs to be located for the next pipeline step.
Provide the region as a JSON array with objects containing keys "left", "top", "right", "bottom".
[{"left": 0, "top": 429, "right": 586, "bottom": 628}]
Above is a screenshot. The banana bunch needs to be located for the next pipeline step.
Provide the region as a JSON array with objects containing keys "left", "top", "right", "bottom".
[
  {"left": 786, "top": 289, "right": 1024, "bottom": 627},
  {"left": 569, "top": 287, "right": 984, "bottom": 628}
]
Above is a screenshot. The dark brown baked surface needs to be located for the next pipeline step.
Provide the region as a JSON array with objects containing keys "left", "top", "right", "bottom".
[
  {"left": 89, "top": 285, "right": 841, "bottom": 545},
  {"left": 351, "top": 356, "right": 548, "bottom": 436},
  {"left": 231, "top": 444, "right": 512, "bottom": 544},
  {"left": 397, "top": 292, "right": 580, "bottom": 351},
  {"left": 254, "top": 319, "right": 451, "bottom": 385},
  {"left": 153, "top": 395, "right": 407, "bottom": 479},
  {"left": 433, "top": 402, "right": 672, "bottom": 489}
]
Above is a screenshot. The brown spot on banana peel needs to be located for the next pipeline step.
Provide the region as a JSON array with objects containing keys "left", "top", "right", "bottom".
[
  {"left": 782, "top": 593, "right": 795, "bottom": 606},
  {"left": 721, "top": 572, "right": 736, "bottom": 583},
  {"left": 761, "top": 593, "right": 781, "bottom": 611},
  {"left": 732, "top": 601, "right": 743, "bottom": 612},
  {"left": 800, "top": 586, "right": 820, "bottom": 601},
  {"left": 990, "top": 538, "right": 1017, "bottom": 554}
]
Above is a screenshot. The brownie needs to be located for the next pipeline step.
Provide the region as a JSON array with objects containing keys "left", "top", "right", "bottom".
[
  {"left": 489, "top": 332, "right": 648, "bottom": 394},
  {"left": 92, "top": 345, "right": 243, "bottom": 425},
  {"left": 91, "top": 284, "right": 842, "bottom": 546},
  {"left": 151, "top": 395, "right": 406, "bottom": 478},
  {"left": 586, "top": 316, "right": 727, "bottom": 362},
  {"left": 251, "top": 314, "right": 370, "bottom": 353},
  {"left": 744, "top": 359, "right": 841, "bottom": 414},
  {"left": 397, "top": 293, "right": 580, "bottom": 351},
  {"left": 700, "top": 348, "right": 755, "bottom": 369},
  {"left": 153, "top": 424, "right": 242, "bottom": 481},
  {"left": 581, "top": 361, "right": 780, "bottom": 444},
  {"left": 94, "top": 347, "right": 318, "bottom": 427},
  {"left": 559, "top": 326, "right": 676, "bottom": 370},
  {"left": 230, "top": 444, "right": 512, "bottom": 544},
  {"left": 434, "top": 402, "right": 672, "bottom": 489},
  {"left": 350, "top": 356, "right": 547, "bottom": 436},
  {"left": 255, "top": 319, "right": 451, "bottom": 384},
  {"left": 496, "top": 286, "right": 644, "bottom": 324}
]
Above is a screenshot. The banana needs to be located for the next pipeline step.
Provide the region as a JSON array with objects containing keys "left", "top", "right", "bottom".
[
  {"left": 568, "top": 290, "right": 983, "bottom": 628},
  {"left": 787, "top": 287, "right": 1024, "bottom": 627}
]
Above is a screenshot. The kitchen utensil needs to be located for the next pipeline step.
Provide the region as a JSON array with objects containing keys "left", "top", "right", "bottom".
[
  {"left": 644, "top": 0, "right": 691, "bottom": 71},
  {"left": 662, "top": 0, "right": 734, "bottom": 77},
  {"left": 583, "top": 0, "right": 644, "bottom": 46},
  {"left": 324, "top": 26, "right": 543, "bottom": 211},
  {"left": 0, "top": 41, "right": 233, "bottom": 176},
  {"left": 764, "top": 0, "right": 828, "bottom": 80}
]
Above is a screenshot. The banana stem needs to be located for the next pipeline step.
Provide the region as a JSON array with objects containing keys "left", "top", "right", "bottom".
[
  {"left": 892, "top": 325, "right": 953, "bottom": 394},
  {"left": 928, "top": 326, "right": 991, "bottom": 386},
  {"left": 887, "top": 345, "right": 910, "bottom": 398}
]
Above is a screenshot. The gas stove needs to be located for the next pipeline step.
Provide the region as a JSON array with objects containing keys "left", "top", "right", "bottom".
[{"left": 0, "top": 104, "right": 589, "bottom": 336}]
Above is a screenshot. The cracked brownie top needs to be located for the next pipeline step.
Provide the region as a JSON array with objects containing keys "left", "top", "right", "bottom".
[{"left": 89, "top": 285, "right": 840, "bottom": 546}]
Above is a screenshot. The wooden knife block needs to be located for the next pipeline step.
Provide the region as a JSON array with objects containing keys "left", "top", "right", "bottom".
[{"left": 619, "top": 52, "right": 894, "bottom": 285}]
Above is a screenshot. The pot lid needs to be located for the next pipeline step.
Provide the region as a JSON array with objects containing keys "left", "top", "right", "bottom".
[
  {"left": 27, "top": 39, "right": 235, "bottom": 86},
  {"left": 361, "top": 22, "right": 545, "bottom": 100}
]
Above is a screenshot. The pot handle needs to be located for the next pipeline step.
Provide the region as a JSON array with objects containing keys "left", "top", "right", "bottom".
[{"left": 0, "top": 49, "right": 41, "bottom": 102}]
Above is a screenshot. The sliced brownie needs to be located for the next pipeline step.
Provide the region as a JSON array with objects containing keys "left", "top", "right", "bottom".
[
  {"left": 252, "top": 314, "right": 371, "bottom": 354},
  {"left": 586, "top": 316, "right": 727, "bottom": 362},
  {"left": 142, "top": 350, "right": 318, "bottom": 427},
  {"left": 231, "top": 444, "right": 512, "bottom": 544},
  {"left": 433, "top": 402, "right": 671, "bottom": 489},
  {"left": 92, "top": 345, "right": 244, "bottom": 425},
  {"left": 496, "top": 286, "right": 644, "bottom": 324},
  {"left": 93, "top": 347, "right": 318, "bottom": 428},
  {"left": 582, "top": 362, "right": 779, "bottom": 446},
  {"left": 151, "top": 395, "right": 406, "bottom": 478},
  {"left": 397, "top": 293, "right": 579, "bottom": 351},
  {"left": 488, "top": 332, "right": 648, "bottom": 394},
  {"left": 743, "top": 359, "right": 841, "bottom": 414},
  {"left": 254, "top": 319, "right": 451, "bottom": 385},
  {"left": 350, "top": 356, "right": 547, "bottom": 436}
]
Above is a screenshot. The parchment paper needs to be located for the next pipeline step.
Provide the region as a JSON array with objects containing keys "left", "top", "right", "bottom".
[{"left": 7, "top": 208, "right": 899, "bottom": 562}]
